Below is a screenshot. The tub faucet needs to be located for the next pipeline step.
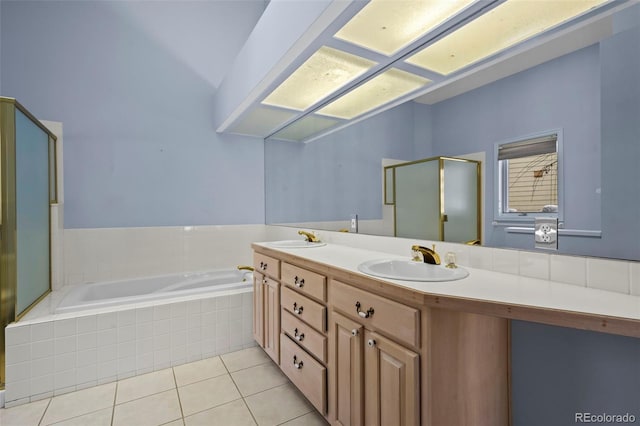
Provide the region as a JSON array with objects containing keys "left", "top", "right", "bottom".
[
  {"left": 298, "top": 230, "right": 320, "bottom": 242},
  {"left": 411, "top": 244, "right": 441, "bottom": 265},
  {"left": 237, "top": 265, "right": 254, "bottom": 272}
]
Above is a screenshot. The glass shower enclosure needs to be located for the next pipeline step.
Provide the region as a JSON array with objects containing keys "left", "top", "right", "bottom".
[
  {"left": 0, "top": 97, "right": 57, "bottom": 389},
  {"left": 385, "top": 156, "right": 481, "bottom": 243}
]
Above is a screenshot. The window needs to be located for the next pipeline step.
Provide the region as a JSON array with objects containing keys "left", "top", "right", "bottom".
[{"left": 495, "top": 131, "right": 562, "bottom": 221}]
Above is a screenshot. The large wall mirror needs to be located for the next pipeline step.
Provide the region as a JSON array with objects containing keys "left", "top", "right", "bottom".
[{"left": 265, "top": 4, "right": 640, "bottom": 261}]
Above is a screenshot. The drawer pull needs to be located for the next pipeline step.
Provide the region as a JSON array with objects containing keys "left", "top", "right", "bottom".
[
  {"left": 294, "top": 328, "right": 305, "bottom": 342},
  {"left": 351, "top": 329, "right": 359, "bottom": 336},
  {"left": 293, "top": 355, "right": 304, "bottom": 369},
  {"left": 293, "top": 302, "right": 304, "bottom": 315},
  {"left": 294, "top": 276, "right": 305, "bottom": 288},
  {"left": 367, "top": 339, "right": 376, "bottom": 348},
  {"left": 355, "top": 301, "right": 374, "bottom": 319},
  {"left": 259, "top": 261, "right": 268, "bottom": 271}
]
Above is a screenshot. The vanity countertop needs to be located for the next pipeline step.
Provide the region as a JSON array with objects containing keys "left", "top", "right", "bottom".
[{"left": 253, "top": 242, "right": 640, "bottom": 337}]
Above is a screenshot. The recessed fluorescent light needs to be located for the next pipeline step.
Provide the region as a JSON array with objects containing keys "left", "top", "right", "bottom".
[
  {"left": 406, "top": 0, "right": 609, "bottom": 75},
  {"left": 270, "top": 114, "right": 342, "bottom": 142},
  {"left": 316, "top": 68, "right": 431, "bottom": 120},
  {"left": 227, "top": 106, "right": 298, "bottom": 137},
  {"left": 334, "top": 0, "right": 476, "bottom": 56},
  {"left": 261, "top": 46, "right": 376, "bottom": 111}
]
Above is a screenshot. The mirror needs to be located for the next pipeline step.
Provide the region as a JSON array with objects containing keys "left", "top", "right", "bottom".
[{"left": 265, "top": 5, "right": 640, "bottom": 261}]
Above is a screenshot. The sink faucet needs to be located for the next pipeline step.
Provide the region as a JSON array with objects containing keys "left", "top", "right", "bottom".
[
  {"left": 298, "top": 230, "right": 320, "bottom": 242},
  {"left": 411, "top": 244, "right": 441, "bottom": 265}
]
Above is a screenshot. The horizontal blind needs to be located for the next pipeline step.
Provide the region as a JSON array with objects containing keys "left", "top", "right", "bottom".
[{"left": 498, "top": 134, "right": 557, "bottom": 160}]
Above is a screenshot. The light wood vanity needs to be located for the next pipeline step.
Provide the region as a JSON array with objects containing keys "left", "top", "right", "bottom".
[
  {"left": 252, "top": 242, "right": 640, "bottom": 425},
  {"left": 252, "top": 244, "right": 511, "bottom": 426}
]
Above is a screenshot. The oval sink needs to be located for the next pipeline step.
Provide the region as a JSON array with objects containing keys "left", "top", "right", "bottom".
[
  {"left": 266, "top": 240, "right": 327, "bottom": 248},
  {"left": 357, "top": 259, "right": 469, "bottom": 282}
]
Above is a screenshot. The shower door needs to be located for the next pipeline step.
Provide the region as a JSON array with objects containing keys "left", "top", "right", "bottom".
[{"left": 0, "top": 98, "right": 57, "bottom": 389}]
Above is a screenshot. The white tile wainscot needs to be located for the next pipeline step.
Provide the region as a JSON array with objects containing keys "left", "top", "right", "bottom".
[{"left": 3, "top": 291, "right": 254, "bottom": 407}]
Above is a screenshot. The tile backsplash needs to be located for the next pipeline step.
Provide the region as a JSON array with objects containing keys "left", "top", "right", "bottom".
[
  {"left": 61, "top": 224, "right": 638, "bottom": 296},
  {"left": 266, "top": 226, "right": 640, "bottom": 296}
]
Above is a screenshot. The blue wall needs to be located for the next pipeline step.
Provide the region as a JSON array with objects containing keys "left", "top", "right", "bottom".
[
  {"left": 1, "top": 0, "right": 267, "bottom": 228},
  {"left": 511, "top": 321, "right": 640, "bottom": 426}
]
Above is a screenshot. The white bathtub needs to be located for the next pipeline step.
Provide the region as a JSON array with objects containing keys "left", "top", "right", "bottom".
[
  {"left": 4, "top": 268, "right": 255, "bottom": 407},
  {"left": 56, "top": 269, "right": 253, "bottom": 314}
]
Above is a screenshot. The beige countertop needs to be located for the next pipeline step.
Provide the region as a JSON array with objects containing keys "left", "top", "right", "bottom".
[{"left": 253, "top": 242, "right": 640, "bottom": 337}]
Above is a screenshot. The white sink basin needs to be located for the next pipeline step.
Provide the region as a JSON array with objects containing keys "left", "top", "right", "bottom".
[
  {"left": 266, "top": 240, "right": 327, "bottom": 249},
  {"left": 357, "top": 259, "right": 469, "bottom": 282}
]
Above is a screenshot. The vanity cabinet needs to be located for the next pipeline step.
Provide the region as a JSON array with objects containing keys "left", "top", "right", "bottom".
[
  {"left": 252, "top": 245, "right": 509, "bottom": 426},
  {"left": 279, "top": 261, "right": 329, "bottom": 414},
  {"left": 330, "top": 281, "right": 420, "bottom": 426},
  {"left": 253, "top": 253, "right": 281, "bottom": 364}
]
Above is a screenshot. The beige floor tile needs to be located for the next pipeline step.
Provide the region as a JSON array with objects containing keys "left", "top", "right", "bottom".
[
  {"left": 280, "top": 411, "right": 329, "bottom": 426},
  {"left": 49, "top": 407, "right": 112, "bottom": 426},
  {"left": 231, "top": 363, "right": 288, "bottom": 396},
  {"left": 184, "top": 399, "right": 256, "bottom": 426},
  {"left": 116, "top": 368, "right": 175, "bottom": 404},
  {"left": 0, "top": 398, "right": 50, "bottom": 426},
  {"left": 41, "top": 382, "right": 116, "bottom": 425},
  {"left": 173, "top": 356, "right": 227, "bottom": 387},
  {"left": 178, "top": 374, "right": 241, "bottom": 417},
  {"left": 244, "top": 383, "right": 313, "bottom": 426},
  {"left": 112, "top": 389, "right": 181, "bottom": 426},
  {"left": 161, "top": 419, "right": 185, "bottom": 426},
  {"left": 220, "top": 347, "right": 270, "bottom": 372}
]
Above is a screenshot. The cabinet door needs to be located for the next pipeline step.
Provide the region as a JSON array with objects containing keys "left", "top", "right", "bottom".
[
  {"left": 364, "top": 330, "right": 420, "bottom": 426},
  {"left": 263, "top": 278, "right": 280, "bottom": 364},
  {"left": 332, "top": 312, "right": 364, "bottom": 426},
  {"left": 253, "top": 273, "right": 264, "bottom": 347}
]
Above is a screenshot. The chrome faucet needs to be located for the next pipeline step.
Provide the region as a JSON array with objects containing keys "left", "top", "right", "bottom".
[
  {"left": 411, "top": 244, "right": 441, "bottom": 265},
  {"left": 298, "top": 230, "right": 320, "bottom": 242}
]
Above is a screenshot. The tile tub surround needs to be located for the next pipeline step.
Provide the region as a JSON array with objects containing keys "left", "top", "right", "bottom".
[
  {"left": 0, "top": 347, "right": 328, "bottom": 426},
  {"left": 265, "top": 225, "right": 640, "bottom": 296},
  {"left": 3, "top": 290, "right": 254, "bottom": 408},
  {"left": 63, "top": 224, "right": 268, "bottom": 286}
]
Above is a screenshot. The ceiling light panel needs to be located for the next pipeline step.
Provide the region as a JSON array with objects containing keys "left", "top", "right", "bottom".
[
  {"left": 261, "top": 46, "right": 376, "bottom": 112},
  {"left": 406, "top": 0, "right": 609, "bottom": 75},
  {"left": 317, "top": 68, "right": 432, "bottom": 120},
  {"left": 270, "top": 114, "right": 342, "bottom": 142},
  {"left": 227, "top": 106, "right": 298, "bottom": 137},
  {"left": 334, "top": 0, "right": 476, "bottom": 56}
]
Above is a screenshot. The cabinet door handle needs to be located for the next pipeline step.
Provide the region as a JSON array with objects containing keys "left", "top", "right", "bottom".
[
  {"left": 262, "top": 278, "right": 267, "bottom": 285},
  {"left": 367, "top": 339, "right": 376, "bottom": 348},
  {"left": 355, "top": 301, "right": 374, "bottom": 318},
  {"left": 294, "top": 276, "right": 305, "bottom": 288},
  {"left": 351, "top": 329, "right": 359, "bottom": 336},
  {"left": 293, "top": 355, "right": 304, "bottom": 369},
  {"left": 293, "top": 302, "right": 303, "bottom": 315},
  {"left": 294, "top": 328, "right": 305, "bottom": 342}
]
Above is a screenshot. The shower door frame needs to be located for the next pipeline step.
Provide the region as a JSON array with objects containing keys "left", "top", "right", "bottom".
[{"left": 0, "top": 97, "right": 58, "bottom": 390}]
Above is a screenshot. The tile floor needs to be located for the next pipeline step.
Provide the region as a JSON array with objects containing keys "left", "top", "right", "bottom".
[{"left": 0, "top": 347, "right": 328, "bottom": 426}]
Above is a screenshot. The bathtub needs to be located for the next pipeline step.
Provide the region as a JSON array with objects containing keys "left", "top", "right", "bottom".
[
  {"left": 56, "top": 269, "right": 252, "bottom": 314},
  {"left": 4, "top": 268, "right": 255, "bottom": 407}
]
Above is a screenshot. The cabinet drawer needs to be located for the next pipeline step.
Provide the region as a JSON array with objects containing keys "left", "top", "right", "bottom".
[
  {"left": 281, "top": 286, "right": 326, "bottom": 333},
  {"left": 253, "top": 252, "right": 280, "bottom": 279},
  {"left": 280, "top": 334, "right": 327, "bottom": 414},
  {"left": 331, "top": 280, "right": 420, "bottom": 348},
  {"left": 281, "top": 309, "right": 327, "bottom": 363},
  {"left": 281, "top": 263, "right": 327, "bottom": 302}
]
